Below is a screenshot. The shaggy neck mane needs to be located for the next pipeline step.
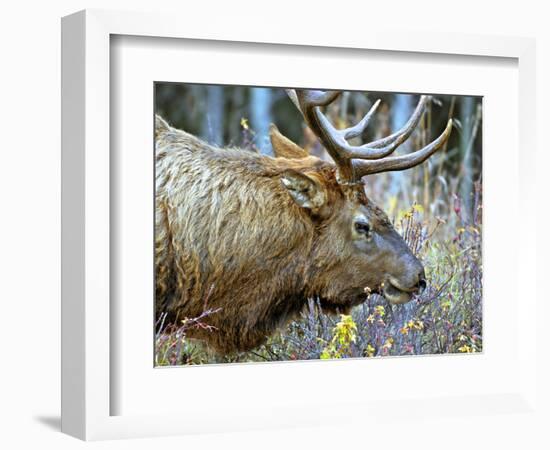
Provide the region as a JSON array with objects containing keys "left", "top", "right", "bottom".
[{"left": 155, "top": 127, "right": 339, "bottom": 353}]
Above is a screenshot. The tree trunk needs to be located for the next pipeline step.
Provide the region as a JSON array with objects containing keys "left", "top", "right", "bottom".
[
  {"left": 250, "top": 88, "right": 273, "bottom": 155},
  {"left": 390, "top": 94, "right": 414, "bottom": 206},
  {"left": 460, "top": 97, "right": 475, "bottom": 222},
  {"left": 202, "top": 86, "right": 224, "bottom": 146}
]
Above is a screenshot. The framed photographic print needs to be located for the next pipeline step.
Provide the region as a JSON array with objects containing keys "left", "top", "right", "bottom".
[
  {"left": 62, "top": 8, "right": 540, "bottom": 442},
  {"left": 153, "top": 82, "right": 480, "bottom": 366}
]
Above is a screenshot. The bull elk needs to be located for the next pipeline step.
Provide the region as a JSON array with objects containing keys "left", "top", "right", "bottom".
[{"left": 155, "top": 89, "right": 452, "bottom": 354}]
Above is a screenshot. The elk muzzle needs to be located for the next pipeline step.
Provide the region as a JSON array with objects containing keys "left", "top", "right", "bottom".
[{"left": 382, "top": 263, "right": 426, "bottom": 305}]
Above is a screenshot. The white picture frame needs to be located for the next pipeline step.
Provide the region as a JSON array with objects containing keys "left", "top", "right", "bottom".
[{"left": 61, "top": 9, "right": 540, "bottom": 441}]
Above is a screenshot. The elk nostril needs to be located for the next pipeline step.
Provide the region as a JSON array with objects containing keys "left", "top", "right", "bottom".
[
  {"left": 417, "top": 279, "right": 427, "bottom": 294},
  {"left": 418, "top": 268, "right": 426, "bottom": 282}
]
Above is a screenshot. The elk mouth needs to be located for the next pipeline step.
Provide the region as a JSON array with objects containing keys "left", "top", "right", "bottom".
[
  {"left": 382, "top": 282, "right": 412, "bottom": 305},
  {"left": 382, "top": 278, "right": 426, "bottom": 305}
]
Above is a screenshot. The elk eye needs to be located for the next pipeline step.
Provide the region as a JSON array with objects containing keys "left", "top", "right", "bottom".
[{"left": 354, "top": 220, "right": 371, "bottom": 237}]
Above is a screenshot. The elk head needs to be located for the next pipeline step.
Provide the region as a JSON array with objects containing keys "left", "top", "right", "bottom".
[{"left": 273, "top": 89, "right": 452, "bottom": 307}]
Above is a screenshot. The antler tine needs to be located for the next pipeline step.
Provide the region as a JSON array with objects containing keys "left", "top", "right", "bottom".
[
  {"left": 290, "top": 89, "right": 380, "bottom": 141},
  {"left": 364, "top": 96, "right": 429, "bottom": 149},
  {"left": 344, "top": 99, "right": 381, "bottom": 140},
  {"left": 298, "top": 89, "right": 341, "bottom": 107},
  {"left": 353, "top": 119, "right": 453, "bottom": 177},
  {"left": 285, "top": 89, "right": 301, "bottom": 112}
]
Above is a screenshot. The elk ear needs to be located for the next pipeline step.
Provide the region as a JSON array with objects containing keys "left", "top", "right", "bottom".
[
  {"left": 281, "top": 169, "right": 326, "bottom": 211},
  {"left": 270, "top": 124, "right": 309, "bottom": 159},
  {"left": 155, "top": 115, "right": 172, "bottom": 139}
]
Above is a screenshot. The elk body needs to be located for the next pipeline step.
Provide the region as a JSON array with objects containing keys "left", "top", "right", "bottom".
[{"left": 155, "top": 90, "right": 452, "bottom": 354}]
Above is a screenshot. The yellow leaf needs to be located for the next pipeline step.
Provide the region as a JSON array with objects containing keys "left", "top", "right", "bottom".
[
  {"left": 458, "top": 345, "right": 473, "bottom": 353},
  {"left": 365, "top": 344, "right": 375, "bottom": 357},
  {"left": 387, "top": 196, "right": 398, "bottom": 216}
]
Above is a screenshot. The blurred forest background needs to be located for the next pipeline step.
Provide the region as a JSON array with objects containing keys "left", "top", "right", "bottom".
[{"left": 155, "top": 83, "right": 483, "bottom": 365}]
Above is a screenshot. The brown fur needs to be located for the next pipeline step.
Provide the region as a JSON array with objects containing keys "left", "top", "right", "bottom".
[{"left": 155, "top": 115, "right": 423, "bottom": 354}]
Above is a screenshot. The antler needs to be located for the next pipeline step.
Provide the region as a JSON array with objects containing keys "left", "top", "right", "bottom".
[{"left": 287, "top": 89, "right": 452, "bottom": 183}]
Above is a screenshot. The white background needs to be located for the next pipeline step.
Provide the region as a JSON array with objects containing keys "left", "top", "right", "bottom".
[{"left": 1, "top": 1, "right": 548, "bottom": 449}]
